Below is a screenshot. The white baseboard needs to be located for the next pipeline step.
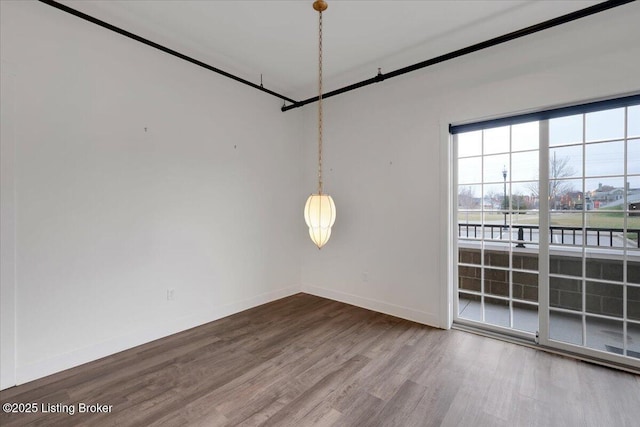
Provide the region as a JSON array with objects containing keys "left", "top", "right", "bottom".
[
  {"left": 14, "top": 285, "right": 299, "bottom": 386},
  {"left": 301, "top": 284, "right": 440, "bottom": 328},
  {"left": 0, "top": 374, "right": 15, "bottom": 392},
  {"left": 12, "top": 284, "right": 440, "bottom": 387}
]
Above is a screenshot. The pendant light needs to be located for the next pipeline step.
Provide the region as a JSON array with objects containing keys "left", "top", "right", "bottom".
[{"left": 304, "top": 0, "right": 336, "bottom": 249}]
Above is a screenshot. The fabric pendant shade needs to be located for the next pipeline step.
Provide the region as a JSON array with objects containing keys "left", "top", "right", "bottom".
[{"left": 304, "top": 193, "right": 336, "bottom": 249}]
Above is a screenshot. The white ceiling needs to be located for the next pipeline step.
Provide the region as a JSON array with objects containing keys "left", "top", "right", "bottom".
[{"left": 58, "top": 0, "right": 602, "bottom": 101}]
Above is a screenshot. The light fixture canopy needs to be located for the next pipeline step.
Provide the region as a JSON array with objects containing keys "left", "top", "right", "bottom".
[
  {"left": 304, "top": 0, "right": 336, "bottom": 249},
  {"left": 312, "top": 0, "right": 328, "bottom": 12}
]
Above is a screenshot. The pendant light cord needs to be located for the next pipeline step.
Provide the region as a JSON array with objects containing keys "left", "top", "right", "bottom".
[{"left": 317, "top": 10, "right": 323, "bottom": 195}]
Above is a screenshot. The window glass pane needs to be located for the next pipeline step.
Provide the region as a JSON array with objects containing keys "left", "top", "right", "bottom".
[
  {"left": 627, "top": 177, "right": 640, "bottom": 245},
  {"left": 458, "top": 157, "right": 481, "bottom": 184},
  {"left": 483, "top": 183, "right": 504, "bottom": 213},
  {"left": 513, "top": 246, "right": 539, "bottom": 270},
  {"left": 550, "top": 310, "right": 582, "bottom": 345},
  {"left": 483, "top": 154, "right": 509, "bottom": 183},
  {"left": 458, "top": 230, "right": 481, "bottom": 245},
  {"left": 549, "top": 178, "right": 582, "bottom": 212},
  {"left": 484, "top": 297, "right": 510, "bottom": 327},
  {"left": 459, "top": 266, "right": 481, "bottom": 292},
  {"left": 485, "top": 269, "right": 509, "bottom": 297},
  {"left": 585, "top": 177, "right": 624, "bottom": 210},
  {"left": 512, "top": 121, "right": 539, "bottom": 152},
  {"left": 483, "top": 126, "right": 510, "bottom": 155},
  {"left": 585, "top": 140, "right": 624, "bottom": 177},
  {"left": 627, "top": 322, "right": 640, "bottom": 359},
  {"left": 629, "top": 139, "right": 640, "bottom": 175},
  {"left": 585, "top": 281, "right": 622, "bottom": 317},
  {"left": 458, "top": 292, "right": 481, "bottom": 321},
  {"left": 513, "top": 301, "right": 537, "bottom": 333},
  {"left": 550, "top": 202, "right": 583, "bottom": 219},
  {"left": 513, "top": 271, "right": 538, "bottom": 302},
  {"left": 586, "top": 107, "right": 625, "bottom": 142},
  {"left": 484, "top": 212, "right": 508, "bottom": 236},
  {"left": 628, "top": 105, "right": 640, "bottom": 138},
  {"left": 550, "top": 276, "right": 582, "bottom": 310},
  {"left": 585, "top": 316, "right": 623, "bottom": 355},
  {"left": 485, "top": 250, "right": 509, "bottom": 268},
  {"left": 585, "top": 212, "right": 624, "bottom": 236},
  {"left": 512, "top": 180, "right": 538, "bottom": 204},
  {"left": 628, "top": 226, "right": 640, "bottom": 250},
  {"left": 511, "top": 150, "right": 538, "bottom": 182},
  {"left": 550, "top": 114, "right": 582, "bottom": 146},
  {"left": 458, "top": 185, "right": 481, "bottom": 210},
  {"left": 628, "top": 284, "right": 640, "bottom": 322},
  {"left": 458, "top": 217, "right": 481, "bottom": 235},
  {"left": 584, "top": 212, "right": 624, "bottom": 242},
  {"left": 550, "top": 226, "right": 583, "bottom": 248},
  {"left": 508, "top": 194, "right": 530, "bottom": 217},
  {"left": 458, "top": 247, "right": 481, "bottom": 265},
  {"left": 549, "top": 146, "right": 582, "bottom": 179},
  {"left": 458, "top": 130, "right": 482, "bottom": 157},
  {"left": 586, "top": 248, "right": 623, "bottom": 281},
  {"left": 629, "top": 260, "right": 640, "bottom": 286}
]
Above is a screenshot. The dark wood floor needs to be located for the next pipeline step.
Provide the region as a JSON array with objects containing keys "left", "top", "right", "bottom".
[{"left": 1, "top": 293, "right": 639, "bottom": 426}]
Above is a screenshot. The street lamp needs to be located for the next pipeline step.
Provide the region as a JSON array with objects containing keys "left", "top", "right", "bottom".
[{"left": 502, "top": 165, "right": 508, "bottom": 228}]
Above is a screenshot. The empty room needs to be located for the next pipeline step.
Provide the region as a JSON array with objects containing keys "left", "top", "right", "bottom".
[{"left": 1, "top": 0, "right": 639, "bottom": 426}]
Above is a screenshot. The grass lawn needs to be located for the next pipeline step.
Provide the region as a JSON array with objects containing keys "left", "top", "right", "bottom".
[{"left": 458, "top": 210, "right": 640, "bottom": 230}]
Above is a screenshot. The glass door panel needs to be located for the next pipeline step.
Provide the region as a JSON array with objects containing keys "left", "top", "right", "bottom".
[
  {"left": 455, "top": 123, "right": 540, "bottom": 339},
  {"left": 544, "top": 106, "right": 640, "bottom": 366}
]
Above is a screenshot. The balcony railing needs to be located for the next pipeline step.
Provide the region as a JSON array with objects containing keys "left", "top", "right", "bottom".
[{"left": 458, "top": 223, "right": 640, "bottom": 248}]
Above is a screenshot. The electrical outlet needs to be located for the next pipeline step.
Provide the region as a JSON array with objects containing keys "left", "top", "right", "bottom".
[{"left": 167, "top": 289, "right": 175, "bottom": 301}]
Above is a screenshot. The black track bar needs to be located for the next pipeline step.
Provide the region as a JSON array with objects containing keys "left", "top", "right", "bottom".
[
  {"left": 282, "top": 0, "right": 635, "bottom": 112},
  {"left": 450, "top": 93, "right": 640, "bottom": 134},
  {"left": 38, "top": 0, "right": 298, "bottom": 105}
]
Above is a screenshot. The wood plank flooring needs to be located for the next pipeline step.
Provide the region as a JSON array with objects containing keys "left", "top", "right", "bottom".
[{"left": 1, "top": 293, "right": 639, "bottom": 426}]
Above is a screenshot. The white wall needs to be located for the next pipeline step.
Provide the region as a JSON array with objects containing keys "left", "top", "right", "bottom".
[
  {"left": 2, "top": 0, "right": 640, "bottom": 390},
  {"left": 300, "top": 3, "right": 640, "bottom": 328},
  {"left": 0, "top": 1, "right": 303, "bottom": 387},
  {"left": 1, "top": 60, "right": 18, "bottom": 390}
]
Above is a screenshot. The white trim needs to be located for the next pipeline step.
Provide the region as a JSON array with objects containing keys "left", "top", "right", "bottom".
[
  {"left": 301, "top": 284, "right": 440, "bottom": 327},
  {"left": 545, "top": 338, "right": 640, "bottom": 370},
  {"left": 14, "top": 285, "right": 299, "bottom": 385},
  {"left": 0, "top": 61, "right": 17, "bottom": 391},
  {"left": 538, "top": 119, "right": 550, "bottom": 344},
  {"left": 455, "top": 316, "right": 536, "bottom": 341},
  {"left": 453, "top": 323, "right": 639, "bottom": 374},
  {"left": 623, "top": 106, "right": 629, "bottom": 356},
  {"left": 440, "top": 121, "right": 453, "bottom": 329}
]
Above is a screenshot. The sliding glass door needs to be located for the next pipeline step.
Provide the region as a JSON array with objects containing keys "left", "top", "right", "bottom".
[
  {"left": 453, "top": 97, "right": 640, "bottom": 368},
  {"left": 544, "top": 105, "right": 640, "bottom": 362}
]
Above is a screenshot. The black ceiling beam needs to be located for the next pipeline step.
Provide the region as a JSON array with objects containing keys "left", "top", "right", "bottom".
[
  {"left": 37, "top": 0, "right": 298, "bottom": 105},
  {"left": 282, "top": 0, "right": 635, "bottom": 112}
]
